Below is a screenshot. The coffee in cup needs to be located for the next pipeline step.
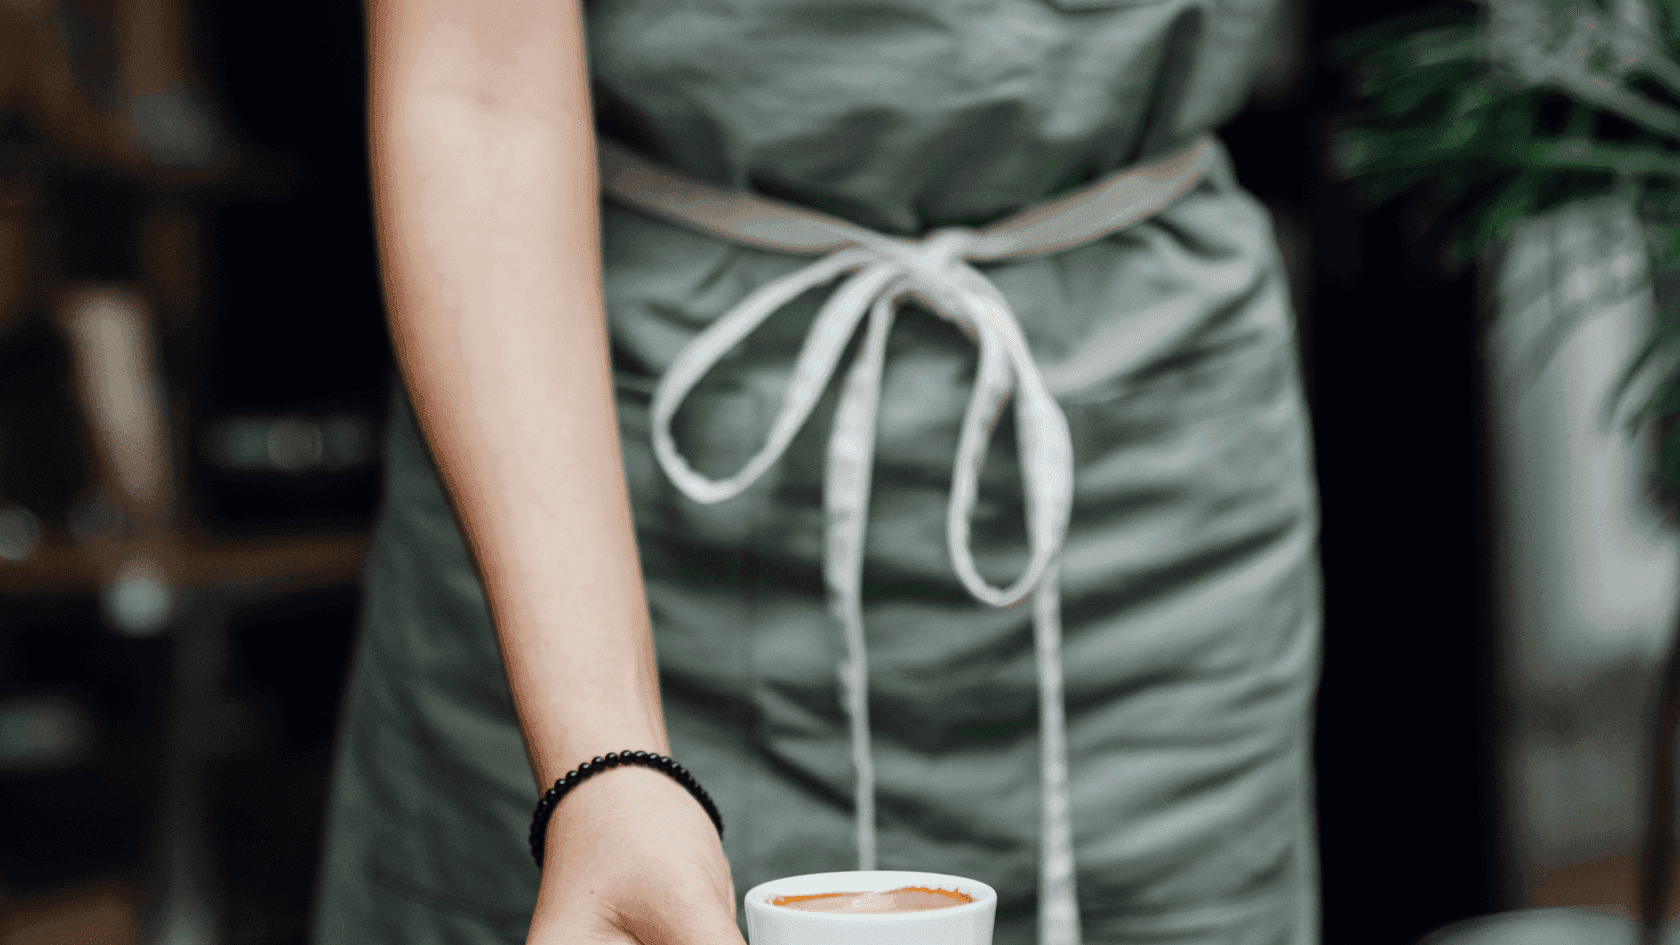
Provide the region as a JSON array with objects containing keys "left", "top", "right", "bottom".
[
  {"left": 744, "top": 871, "right": 996, "bottom": 945},
  {"left": 770, "top": 886, "right": 974, "bottom": 913}
]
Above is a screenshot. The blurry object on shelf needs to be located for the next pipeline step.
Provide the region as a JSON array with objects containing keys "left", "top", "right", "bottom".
[
  {"left": 202, "top": 412, "right": 376, "bottom": 476},
  {"left": 99, "top": 553, "right": 170, "bottom": 639},
  {"left": 0, "top": 690, "right": 96, "bottom": 777},
  {"left": 0, "top": 505, "right": 42, "bottom": 562},
  {"left": 124, "top": 82, "right": 225, "bottom": 175},
  {"left": 55, "top": 286, "right": 174, "bottom": 540},
  {"left": 69, "top": 488, "right": 127, "bottom": 549},
  {"left": 1, "top": 0, "right": 294, "bottom": 196}
]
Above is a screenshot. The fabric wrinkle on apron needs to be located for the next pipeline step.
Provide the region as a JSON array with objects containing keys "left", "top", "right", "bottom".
[{"left": 600, "top": 135, "right": 1219, "bottom": 945}]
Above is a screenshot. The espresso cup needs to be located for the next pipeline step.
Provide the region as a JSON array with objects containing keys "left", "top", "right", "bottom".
[{"left": 743, "top": 871, "right": 996, "bottom": 945}]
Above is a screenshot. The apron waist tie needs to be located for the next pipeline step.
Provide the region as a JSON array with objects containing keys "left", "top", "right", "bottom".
[{"left": 598, "top": 137, "right": 1217, "bottom": 945}]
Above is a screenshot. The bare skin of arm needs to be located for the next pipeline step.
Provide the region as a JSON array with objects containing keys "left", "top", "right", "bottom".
[{"left": 365, "top": 2, "right": 745, "bottom": 943}]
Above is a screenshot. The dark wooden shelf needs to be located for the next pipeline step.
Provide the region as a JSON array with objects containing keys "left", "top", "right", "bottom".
[{"left": 0, "top": 530, "right": 368, "bottom": 602}]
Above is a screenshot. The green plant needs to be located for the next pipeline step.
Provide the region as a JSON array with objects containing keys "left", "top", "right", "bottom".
[{"left": 1333, "top": 0, "right": 1680, "bottom": 499}]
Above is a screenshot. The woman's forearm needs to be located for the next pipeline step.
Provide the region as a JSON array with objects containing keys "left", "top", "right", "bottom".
[{"left": 366, "top": 0, "right": 667, "bottom": 788}]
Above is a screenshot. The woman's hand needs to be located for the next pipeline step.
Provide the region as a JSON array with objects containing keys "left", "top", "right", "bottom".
[{"left": 529, "top": 768, "right": 747, "bottom": 945}]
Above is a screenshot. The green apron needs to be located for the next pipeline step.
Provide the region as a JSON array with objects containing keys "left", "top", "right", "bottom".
[{"left": 312, "top": 0, "right": 1322, "bottom": 943}]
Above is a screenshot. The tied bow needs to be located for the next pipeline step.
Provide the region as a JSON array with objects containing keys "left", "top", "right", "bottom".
[{"left": 648, "top": 224, "right": 1076, "bottom": 612}]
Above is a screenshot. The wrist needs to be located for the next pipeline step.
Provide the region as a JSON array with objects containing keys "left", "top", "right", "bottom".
[{"left": 531, "top": 750, "right": 724, "bottom": 869}]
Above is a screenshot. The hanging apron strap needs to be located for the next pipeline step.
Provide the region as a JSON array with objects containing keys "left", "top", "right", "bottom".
[{"left": 597, "top": 135, "right": 1218, "bottom": 945}]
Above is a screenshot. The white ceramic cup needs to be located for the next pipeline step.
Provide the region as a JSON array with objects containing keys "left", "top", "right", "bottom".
[{"left": 743, "top": 871, "right": 997, "bottom": 945}]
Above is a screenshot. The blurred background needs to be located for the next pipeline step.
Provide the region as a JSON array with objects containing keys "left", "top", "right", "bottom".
[
  {"left": 0, "top": 0, "right": 383, "bottom": 942},
  {"left": 0, "top": 0, "right": 1670, "bottom": 944}
]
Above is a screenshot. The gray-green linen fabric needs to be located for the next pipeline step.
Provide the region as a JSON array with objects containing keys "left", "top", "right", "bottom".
[{"left": 313, "top": 0, "right": 1323, "bottom": 943}]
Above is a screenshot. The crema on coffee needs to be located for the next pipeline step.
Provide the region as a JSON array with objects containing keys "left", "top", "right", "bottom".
[{"left": 769, "top": 886, "right": 974, "bottom": 914}]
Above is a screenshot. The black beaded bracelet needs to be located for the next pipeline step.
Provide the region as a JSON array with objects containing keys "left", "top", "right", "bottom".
[{"left": 529, "top": 750, "right": 724, "bottom": 868}]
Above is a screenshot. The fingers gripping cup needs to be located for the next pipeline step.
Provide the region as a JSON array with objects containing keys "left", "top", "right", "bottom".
[{"left": 744, "top": 871, "right": 997, "bottom": 945}]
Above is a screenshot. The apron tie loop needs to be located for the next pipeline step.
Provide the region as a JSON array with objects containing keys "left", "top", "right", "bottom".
[{"left": 647, "top": 225, "right": 1075, "bottom": 611}]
